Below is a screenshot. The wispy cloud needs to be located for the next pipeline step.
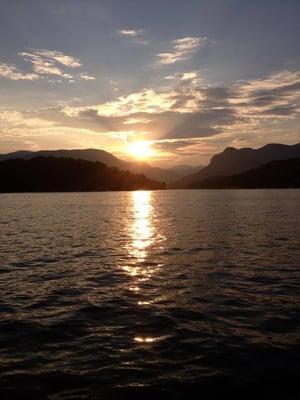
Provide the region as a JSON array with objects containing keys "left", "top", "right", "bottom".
[
  {"left": 165, "top": 71, "right": 200, "bottom": 83},
  {"left": 157, "top": 37, "right": 207, "bottom": 65},
  {"left": 0, "top": 49, "right": 94, "bottom": 82},
  {"left": 22, "top": 49, "right": 81, "bottom": 67},
  {"left": 79, "top": 73, "right": 96, "bottom": 81},
  {"left": 0, "top": 63, "right": 38, "bottom": 81},
  {"left": 229, "top": 70, "right": 300, "bottom": 118},
  {"left": 117, "top": 29, "right": 144, "bottom": 37},
  {"left": 18, "top": 49, "right": 81, "bottom": 80},
  {"left": 117, "top": 28, "right": 148, "bottom": 45}
]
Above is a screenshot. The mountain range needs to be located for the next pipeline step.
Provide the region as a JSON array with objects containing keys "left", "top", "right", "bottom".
[
  {"left": 0, "top": 157, "right": 165, "bottom": 192},
  {"left": 189, "top": 158, "right": 300, "bottom": 189},
  {"left": 175, "top": 143, "right": 300, "bottom": 187},
  {"left": 0, "top": 142, "right": 299, "bottom": 190},
  {"left": 0, "top": 149, "right": 202, "bottom": 184}
]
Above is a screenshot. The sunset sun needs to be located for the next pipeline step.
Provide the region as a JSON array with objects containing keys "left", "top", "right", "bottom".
[{"left": 127, "top": 141, "right": 155, "bottom": 159}]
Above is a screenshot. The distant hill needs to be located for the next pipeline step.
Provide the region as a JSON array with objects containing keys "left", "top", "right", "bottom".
[
  {"left": 189, "top": 158, "right": 300, "bottom": 189},
  {"left": 128, "top": 161, "right": 180, "bottom": 183},
  {"left": 0, "top": 148, "right": 125, "bottom": 167},
  {"left": 169, "top": 164, "right": 204, "bottom": 176},
  {"left": 0, "top": 149, "right": 180, "bottom": 184},
  {"left": 176, "top": 143, "right": 300, "bottom": 187},
  {"left": 0, "top": 157, "right": 165, "bottom": 192}
]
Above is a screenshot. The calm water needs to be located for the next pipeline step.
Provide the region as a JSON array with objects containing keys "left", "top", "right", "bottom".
[{"left": 0, "top": 190, "right": 299, "bottom": 399}]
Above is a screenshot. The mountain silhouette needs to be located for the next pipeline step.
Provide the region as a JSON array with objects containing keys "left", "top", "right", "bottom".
[
  {"left": 0, "top": 149, "right": 182, "bottom": 183},
  {"left": 176, "top": 143, "right": 300, "bottom": 187},
  {"left": 189, "top": 158, "right": 300, "bottom": 189},
  {"left": 0, "top": 157, "right": 165, "bottom": 192},
  {"left": 169, "top": 164, "right": 204, "bottom": 176}
]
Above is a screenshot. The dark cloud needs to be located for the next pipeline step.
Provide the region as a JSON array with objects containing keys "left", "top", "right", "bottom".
[
  {"left": 162, "top": 108, "right": 237, "bottom": 139},
  {"left": 262, "top": 105, "right": 299, "bottom": 116}
]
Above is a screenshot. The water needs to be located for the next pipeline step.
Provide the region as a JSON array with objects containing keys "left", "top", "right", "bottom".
[{"left": 0, "top": 190, "right": 299, "bottom": 399}]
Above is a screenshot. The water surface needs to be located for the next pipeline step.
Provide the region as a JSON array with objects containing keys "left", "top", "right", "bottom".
[{"left": 0, "top": 190, "right": 299, "bottom": 399}]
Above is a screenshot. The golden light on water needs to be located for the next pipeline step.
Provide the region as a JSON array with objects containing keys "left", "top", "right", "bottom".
[
  {"left": 129, "top": 191, "right": 154, "bottom": 262},
  {"left": 134, "top": 335, "right": 170, "bottom": 344},
  {"left": 123, "top": 191, "right": 160, "bottom": 282},
  {"left": 121, "top": 191, "right": 166, "bottom": 345},
  {"left": 121, "top": 191, "right": 155, "bottom": 286},
  {"left": 127, "top": 141, "right": 155, "bottom": 159},
  {"left": 134, "top": 336, "right": 156, "bottom": 343}
]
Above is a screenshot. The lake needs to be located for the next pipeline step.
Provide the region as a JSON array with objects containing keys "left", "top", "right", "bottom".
[{"left": 0, "top": 190, "right": 299, "bottom": 399}]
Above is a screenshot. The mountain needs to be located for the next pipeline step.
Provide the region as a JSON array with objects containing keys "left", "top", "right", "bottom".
[
  {"left": 169, "top": 164, "right": 204, "bottom": 177},
  {"left": 0, "top": 157, "right": 165, "bottom": 192},
  {"left": 0, "top": 148, "right": 127, "bottom": 168},
  {"left": 177, "top": 143, "right": 300, "bottom": 187},
  {"left": 0, "top": 149, "right": 179, "bottom": 184},
  {"left": 189, "top": 158, "right": 300, "bottom": 189},
  {"left": 127, "top": 161, "right": 180, "bottom": 183}
]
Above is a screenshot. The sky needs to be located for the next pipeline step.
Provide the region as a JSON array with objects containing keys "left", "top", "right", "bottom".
[{"left": 0, "top": 0, "right": 299, "bottom": 166}]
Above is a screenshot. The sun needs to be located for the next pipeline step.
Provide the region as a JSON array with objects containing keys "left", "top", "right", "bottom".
[{"left": 127, "top": 141, "right": 155, "bottom": 159}]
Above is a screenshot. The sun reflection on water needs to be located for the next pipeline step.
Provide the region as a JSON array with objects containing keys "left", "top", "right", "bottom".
[
  {"left": 130, "top": 190, "right": 154, "bottom": 262},
  {"left": 124, "top": 190, "right": 155, "bottom": 274},
  {"left": 122, "top": 191, "right": 163, "bottom": 283},
  {"left": 122, "top": 191, "right": 166, "bottom": 344}
]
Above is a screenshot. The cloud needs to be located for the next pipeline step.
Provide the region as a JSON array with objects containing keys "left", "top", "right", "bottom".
[
  {"left": 18, "top": 49, "right": 81, "bottom": 80},
  {"left": 23, "top": 49, "right": 81, "bottom": 67},
  {"left": 153, "top": 138, "right": 215, "bottom": 154},
  {"left": 0, "top": 49, "right": 94, "bottom": 82},
  {"left": 0, "top": 109, "right": 56, "bottom": 137},
  {"left": 91, "top": 89, "right": 177, "bottom": 116},
  {"left": 234, "top": 70, "right": 300, "bottom": 94},
  {"left": 117, "top": 29, "right": 144, "bottom": 37},
  {"left": 0, "top": 63, "right": 38, "bottom": 81},
  {"left": 80, "top": 73, "right": 96, "bottom": 80},
  {"left": 229, "top": 70, "right": 300, "bottom": 119},
  {"left": 124, "top": 117, "right": 152, "bottom": 125},
  {"left": 70, "top": 71, "right": 202, "bottom": 118},
  {"left": 28, "top": 68, "right": 298, "bottom": 144},
  {"left": 0, "top": 108, "right": 127, "bottom": 155},
  {"left": 157, "top": 37, "right": 207, "bottom": 65},
  {"left": 117, "top": 28, "right": 148, "bottom": 45},
  {"left": 165, "top": 71, "right": 200, "bottom": 82},
  {"left": 1, "top": 69, "right": 299, "bottom": 163},
  {"left": 180, "top": 72, "right": 199, "bottom": 81},
  {"left": 93, "top": 69, "right": 296, "bottom": 146}
]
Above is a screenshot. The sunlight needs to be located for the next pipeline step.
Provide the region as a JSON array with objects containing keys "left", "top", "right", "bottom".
[
  {"left": 127, "top": 141, "right": 155, "bottom": 159},
  {"left": 121, "top": 191, "right": 166, "bottom": 316},
  {"left": 129, "top": 191, "right": 153, "bottom": 262},
  {"left": 122, "top": 191, "right": 156, "bottom": 279},
  {"left": 134, "top": 336, "right": 156, "bottom": 343}
]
